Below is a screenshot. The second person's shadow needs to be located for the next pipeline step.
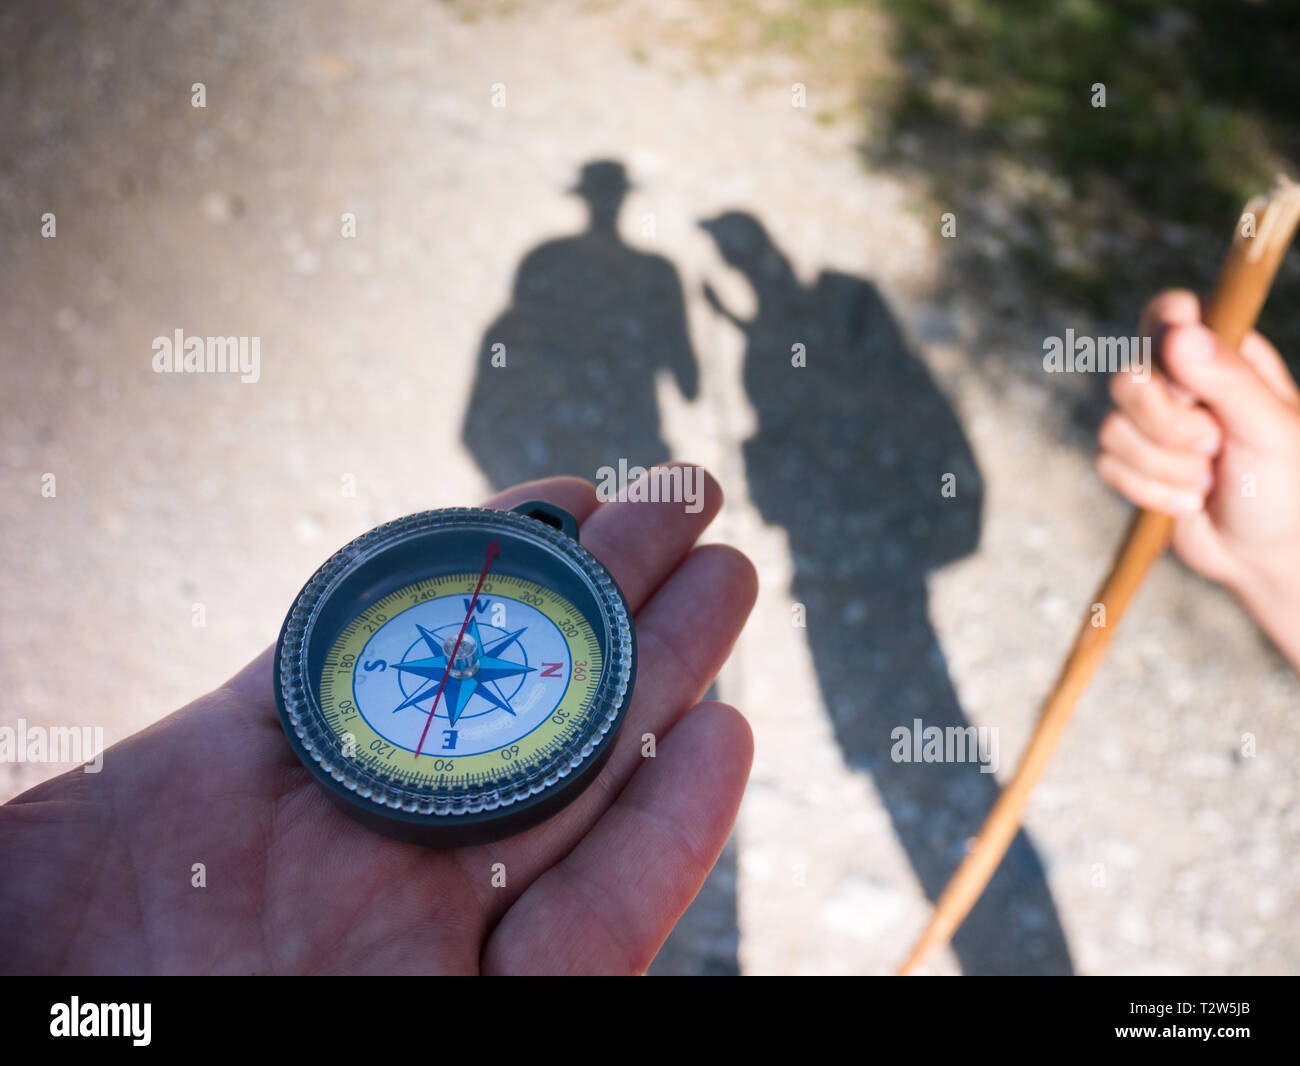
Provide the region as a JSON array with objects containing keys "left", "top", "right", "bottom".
[{"left": 701, "top": 211, "right": 1073, "bottom": 974}]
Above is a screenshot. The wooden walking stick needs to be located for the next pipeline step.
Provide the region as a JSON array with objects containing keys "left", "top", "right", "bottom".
[{"left": 898, "top": 176, "right": 1300, "bottom": 977}]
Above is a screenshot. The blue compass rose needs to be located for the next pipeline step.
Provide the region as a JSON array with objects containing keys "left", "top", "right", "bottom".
[{"left": 390, "top": 619, "right": 534, "bottom": 726}]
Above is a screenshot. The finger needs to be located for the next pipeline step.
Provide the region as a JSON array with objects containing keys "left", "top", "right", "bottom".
[
  {"left": 1137, "top": 291, "right": 1300, "bottom": 410},
  {"left": 1239, "top": 330, "right": 1300, "bottom": 406},
  {"left": 1097, "top": 411, "right": 1213, "bottom": 493},
  {"left": 568, "top": 545, "right": 758, "bottom": 814},
  {"left": 466, "top": 544, "right": 757, "bottom": 915},
  {"left": 1095, "top": 452, "right": 1206, "bottom": 517},
  {"left": 1109, "top": 365, "right": 1223, "bottom": 455},
  {"left": 482, "top": 702, "right": 753, "bottom": 975},
  {"left": 576, "top": 463, "right": 724, "bottom": 611},
  {"left": 1162, "top": 323, "right": 1300, "bottom": 449},
  {"left": 1138, "top": 288, "right": 1202, "bottom": 340},
  {"left": 1136, "top": 289, "right": 1205, "bottom": 404}
]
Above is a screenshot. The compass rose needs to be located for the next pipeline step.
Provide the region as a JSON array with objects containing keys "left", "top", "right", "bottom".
[{"left": 391, "top": 619, "right": 534, "bottom": 726}]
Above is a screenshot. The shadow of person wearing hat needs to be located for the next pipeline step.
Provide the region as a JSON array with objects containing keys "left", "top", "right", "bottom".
[
  {"left": 464, "top": 162, "right": 738, "bottom": 974},
  {"left": 463, "top": 161, "right": 699, "bottom": 490}
]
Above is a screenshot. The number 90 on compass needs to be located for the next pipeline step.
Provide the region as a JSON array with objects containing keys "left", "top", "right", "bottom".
[{"left": 274, "top": 502, "right": 636, "bottom": 847}]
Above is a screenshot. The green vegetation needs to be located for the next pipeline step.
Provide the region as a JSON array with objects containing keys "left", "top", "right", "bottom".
[
  {"left": 874, "top": 0, "right": 1300, "bottom": 326},
  {"left": 882, "top": 1, "right": 1297, "bottom": 219}
]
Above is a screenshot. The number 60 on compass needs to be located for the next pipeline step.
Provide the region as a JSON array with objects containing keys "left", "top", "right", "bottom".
[{"left": 273, "top": 502, "right": 636, "bottom": 847}]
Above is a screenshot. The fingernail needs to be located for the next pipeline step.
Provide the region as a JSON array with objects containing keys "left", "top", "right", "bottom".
[
  {"left": 1198, "top": 471, "right": 1214, "bottom": 493},
  {"left": 1172, "top": 490, "right": 1204, "bottom": 513},
  {"left": 1167, "top": 382, "right": 1195, "bottom": 404},
  {"left": 1195, "top": 436, "right": 1220, "bottom": 456},
  {"left": 1176, "top": 327, "right": 1216, "bottom": 362}
]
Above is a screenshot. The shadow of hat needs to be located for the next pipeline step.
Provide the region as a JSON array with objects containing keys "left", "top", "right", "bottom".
[{"left": 567, "top": 160, "right": 635, "bottom": 201}]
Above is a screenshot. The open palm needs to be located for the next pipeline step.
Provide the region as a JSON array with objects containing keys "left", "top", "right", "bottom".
[{"left": 0, "top": 471, "right": 757, "bottom": 975}]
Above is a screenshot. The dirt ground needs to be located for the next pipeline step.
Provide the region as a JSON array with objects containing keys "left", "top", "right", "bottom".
[{"left": 2, "top": 0, "right": 1297, "bottom": 975}]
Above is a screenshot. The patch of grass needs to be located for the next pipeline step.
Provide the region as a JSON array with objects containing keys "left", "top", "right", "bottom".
[
  {"left": 873, "top": 0, "right": 1300, "bottom": 328},
  {"left": 882, "top": 1, "right": 1297, "bottom": 221}
]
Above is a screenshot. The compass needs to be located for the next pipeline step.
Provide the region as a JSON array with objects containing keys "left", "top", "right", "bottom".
[{"left": 273, "top": 501, "right": 636, "bottom": 847}]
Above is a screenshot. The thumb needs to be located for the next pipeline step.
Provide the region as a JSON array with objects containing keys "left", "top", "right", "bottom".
[{"left": 1162, "top": 323, "right": 1296, "bottom": 449}]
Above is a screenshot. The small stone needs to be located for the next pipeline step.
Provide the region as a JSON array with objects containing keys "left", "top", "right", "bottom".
[{"left": 201, "top": 192, "right": 245, "bottom": 224}]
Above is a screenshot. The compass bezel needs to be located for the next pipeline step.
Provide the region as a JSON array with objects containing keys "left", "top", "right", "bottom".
[{"left": 273, "top": 505, "right": 636, "bottom": 847}]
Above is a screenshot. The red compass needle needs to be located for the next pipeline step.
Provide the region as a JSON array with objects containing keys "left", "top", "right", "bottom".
[{"left": 413, "top": 538, "right": 499, "bottom": 759}]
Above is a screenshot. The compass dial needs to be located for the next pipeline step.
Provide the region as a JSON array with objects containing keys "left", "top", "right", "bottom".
[{"left": 274, "top": 503, "right": 635, "bottom": 846}]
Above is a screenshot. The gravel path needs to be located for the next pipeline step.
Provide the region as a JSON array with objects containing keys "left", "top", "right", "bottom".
[{"left": 2, "top": 0, "right": 1296, "bottom": 975}]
